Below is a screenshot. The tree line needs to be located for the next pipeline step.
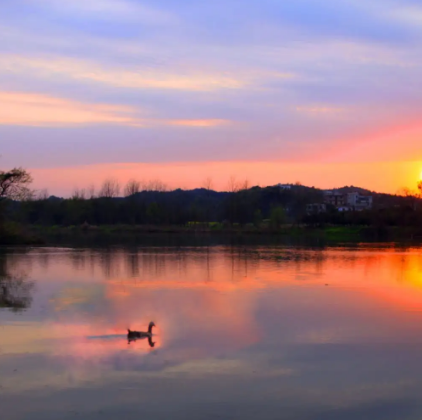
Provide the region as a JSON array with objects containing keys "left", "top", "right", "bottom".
[
  {"left": 2, "top": 167, "right": 422, "bottom": 229},
  {"left": 8, "top": 186, "right": 316, "bottom": 227},
  {"left": 1, "top": 169, "right": 321, "bottom": 227}
]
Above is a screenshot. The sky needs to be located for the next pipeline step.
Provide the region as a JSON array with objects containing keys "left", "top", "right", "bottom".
[{"left": 1, "top": 0, "right": 422, "bottom": 196}]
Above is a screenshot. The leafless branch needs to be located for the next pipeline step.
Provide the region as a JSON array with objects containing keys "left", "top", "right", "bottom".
[
  {"left": 98, "top": 178, "right": 121, "bottom": 198},
  {"left": 124, "top": 179, "right": 141, "bottom": 197}
]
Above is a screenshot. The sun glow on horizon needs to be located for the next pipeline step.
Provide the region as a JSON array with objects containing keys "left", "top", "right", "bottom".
[{"left": 28, "top": 160, "right": 422, "bottom": 197}]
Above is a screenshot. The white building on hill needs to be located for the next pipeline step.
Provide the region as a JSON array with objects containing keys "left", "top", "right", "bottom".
[
  {"left": 276, "top": 184, "right": 292, "bottom": 190},
  {"left": 346, "top": 192, "right": 373, "bottom": 211},
  {"left": 323, "top": 190, "right": 373, "bottom": 211}
]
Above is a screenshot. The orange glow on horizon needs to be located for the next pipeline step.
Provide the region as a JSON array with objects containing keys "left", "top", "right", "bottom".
[{"left": 30, "top": 159, "right": 422, "bottom": 196}]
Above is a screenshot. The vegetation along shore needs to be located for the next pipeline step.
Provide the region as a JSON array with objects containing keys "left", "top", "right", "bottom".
[{"left": 1, "top": 167, "right": 422, "bottom": 245}]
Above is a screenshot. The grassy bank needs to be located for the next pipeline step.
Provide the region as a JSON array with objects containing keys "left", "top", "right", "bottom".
[
  {"left": 25, "top": 223, "right": 422, "bottom": 243},
  {"left": 0, "top": 223, "right": 44, "bottom": 245}
]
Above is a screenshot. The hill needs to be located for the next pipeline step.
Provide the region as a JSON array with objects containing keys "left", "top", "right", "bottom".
[{"left": 4, "top": 183, "right": 419, "bottom": 228}]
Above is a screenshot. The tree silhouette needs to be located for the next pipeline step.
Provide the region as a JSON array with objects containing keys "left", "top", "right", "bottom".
[
  {"left": 0, "top": 167, "right": 32, "bottom": 200},
  {"left": 98, "top": 178, "right": 121, "bottom": 198},
  {"left": 71, "top": 187, "right": 86, "bottom": 200},
  {"left": 270, "top": 206, "right": 286, "bottom": 229},
  {"left": 202, "top": 177, "right": 214, "bottom": 191},
  {"left": 124, "top": 179, "right": 142, "bottom": 197},
  {"left": 0, "top": 167, "right": 33, "bottom": 227}
]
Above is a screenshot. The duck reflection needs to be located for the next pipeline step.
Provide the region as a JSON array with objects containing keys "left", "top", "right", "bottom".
[
  {"left": 128, "top": 335, "right": 156, "bottom": 348},
  {"left": 85, "top": 332, "right": 156, "bottom": 348},
  {"left": 128, "top": 322, "right": 156, "bottom": 347}
]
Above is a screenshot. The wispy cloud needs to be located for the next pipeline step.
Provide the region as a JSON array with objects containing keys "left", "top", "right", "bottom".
[
  {"left": 166, "top": 119, "right": 230, "bottom": 127},
  {"left": 0, "top": 92, "right": 141, "bottom": 127},
  {"left": 36, "top": 0, "right": 176, "bottom": 25},
  {"left": 0, "top": 55, "right": 246, "bottom": 92},
  {"left": 385, "top": 4, "right": 422, "bottom": 27},
  {"left": 1, "top": 0, "right": 422, "bottom": 192},
  {"left": 0, "top": 91, "right": 234, "bottom": 128},
  {"left": 295, "top": 105, "right": 346, "bottom": 117}
]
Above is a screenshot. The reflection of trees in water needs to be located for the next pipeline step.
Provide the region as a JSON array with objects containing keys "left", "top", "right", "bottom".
[
  {"left": 0, "top": 254, "right": 34, "bottom": 312},
  {"left": 95, "top": 248, "right": 192, "bottom": 280},
  {"left": 92, "top": 247, "right": 334, "bottom": 283},
  {"left": 100, "top": 249, "right": 122, "bottom": 279},
  {"left": 126, "top": 252, "right": 140, "bottom": 278},
  {"left": 18, "top": 244, "right": 409, "bottom": 288}
]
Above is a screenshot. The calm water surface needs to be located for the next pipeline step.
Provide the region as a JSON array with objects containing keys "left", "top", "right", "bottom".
[{"left": 2, "top": 242, "right": 422, "bottom": 419}]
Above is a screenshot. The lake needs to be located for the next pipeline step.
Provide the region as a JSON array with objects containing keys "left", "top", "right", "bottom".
[{"left": 2, "top": 240, "right": 422, "bottom": 419}]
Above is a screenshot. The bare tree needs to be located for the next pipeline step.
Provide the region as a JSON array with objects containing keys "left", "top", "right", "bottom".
[
  {"left": 227, "top": 176, "right": 250, "bottom": 192},
  {"left": 418, "top": 181, "right": 422, "bottom": 198},
  {"left": 398, "top": 186, "right": 418, "bottom": 210},
  {"left": 87, "top": 184, "right": 96, "bottom": 199},
  {"left": 398, "top": 187, "right": 412, "bottom": 197},
  {"left": 146, "top": 179, "right": 168, "bottom": 192},
  {"left": 238, "top": 179, "right": 250, "bottom": 191},
  {"left": 124, "top": 179, "right": 141, "bottom": 197},
  {"left": 0, "top": 168, "right": 32, "bottom": 200},
  {"left": 202, "top": 177, "right": 214, "bottom": 191},
  {"left": 20, "top": 189, "right": 35, "bottom": 201},
  {"left": 37, "top": 189, "right": 49, "bottom": 200},
  {"left": 71, "top": 187, "right": 86, "bottom": 200},
  {"left": 158, "top": 180, "right": 168, "bottom": 192},
  {"left": 398, "top": 187, "right": 419, "bottom": 200},
  {"left": 98, "top": 178, "right": 121, "bottom": 198},
  {"left": 228, "top": 175, "right": 239, "bottom": 193}
]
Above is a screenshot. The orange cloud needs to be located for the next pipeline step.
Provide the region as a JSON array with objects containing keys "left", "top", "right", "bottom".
[
  {"left": 0, "top": 91, "right": 234, "bottom": 128},
  {"left": 166, "top": 119, "right": 230, "bottom": 127},
  {"left": 0, "top": 92, "right": 141, "bottom": 127},
  {"left": 295, "top": 105, "right": 345, "bottom": 116}
]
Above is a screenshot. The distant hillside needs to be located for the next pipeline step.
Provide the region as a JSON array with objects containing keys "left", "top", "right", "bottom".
[
  {"left": 325, "top": 185, "right": 418, "bottom": 209},
  {"left": 5, "top": 183, "right": 419, "bottom": 227},
  {"left": 330, "top": 186, "right": 373, "bottom": 195}
]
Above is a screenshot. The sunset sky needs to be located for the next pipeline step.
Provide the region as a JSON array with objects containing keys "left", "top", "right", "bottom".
[{"left": 1, "top": 0, "right": 422, "bottom": 196}]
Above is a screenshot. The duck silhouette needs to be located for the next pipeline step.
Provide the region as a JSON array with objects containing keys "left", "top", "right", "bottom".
[{"left": 127, "top": 322, "right": 155, "bottom": 347}]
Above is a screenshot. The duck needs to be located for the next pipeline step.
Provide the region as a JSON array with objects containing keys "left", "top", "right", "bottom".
[{"left": 127, "top": 321, "right": 155, "bottom": 341}]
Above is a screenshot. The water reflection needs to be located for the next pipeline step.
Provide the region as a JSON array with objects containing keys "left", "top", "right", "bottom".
[
  {"left": 2, "top": 243, "right": 422, "bottom": 420},
  {"left": 128, "top": 336, "right": 155, "bottom": 348},
  {"left": 0, "top": 252, "right": 34, "bottom": 312},
  {"left": 85, "top": 333, "right": 156, "bottom": 348}
]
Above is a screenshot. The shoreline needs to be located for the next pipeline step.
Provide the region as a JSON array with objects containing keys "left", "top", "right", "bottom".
[
  {"left": 27, "top": 224, "right": 422, "bottom": 241},
  {"left": 3, "top": 223, "right": 422, "bottom": 246}
]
